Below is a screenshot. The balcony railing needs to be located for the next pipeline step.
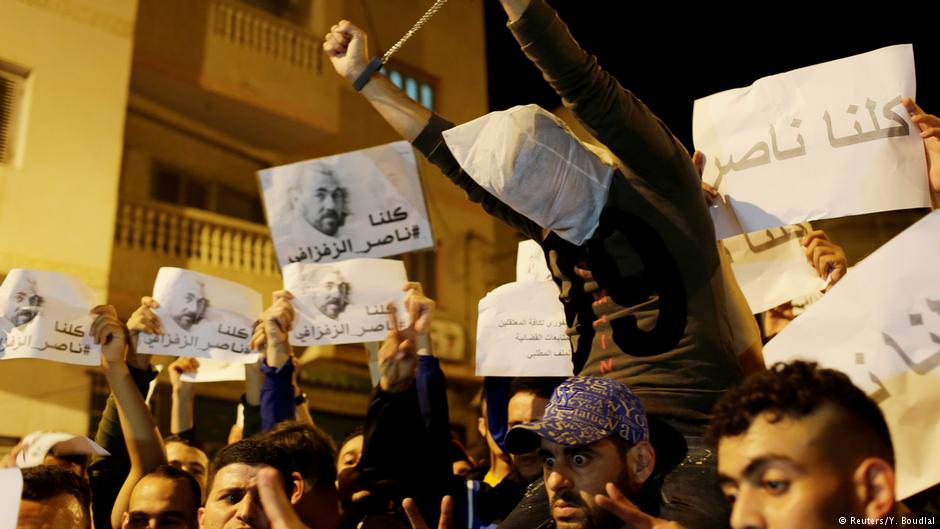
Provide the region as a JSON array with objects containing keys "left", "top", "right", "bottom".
[
  {"left": 114, "top": 197, "right": 279, "bottom": 277},
  {"left": 209, "top": 0, "right": 319, "bottom": 72}
]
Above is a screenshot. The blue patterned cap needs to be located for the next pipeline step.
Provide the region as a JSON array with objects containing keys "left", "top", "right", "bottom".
[{"left": 505, "top": 376, "right": 649, "bottom": 454}]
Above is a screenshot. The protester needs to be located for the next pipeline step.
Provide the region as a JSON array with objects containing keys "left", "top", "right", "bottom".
[
  {"left": 324, "top": 10, "right": 734, "bottom": 526},
  {"left": 120, "top": 464, "right": 200, "bottom": 529},
  {"left": 505, "top": 376, "right": 657, "bottom": 529},
  {"left": 199, "top": 438, "right": 303, "bottom": 529},
  {"left": 258, "top": 420, "right": 343, "bottom": 529},
  {"left": 18, "top": 465, "right": 92, "bottom": 529},
  {"left": 708, "top": 361, "right": 902, "bottom": 529}
]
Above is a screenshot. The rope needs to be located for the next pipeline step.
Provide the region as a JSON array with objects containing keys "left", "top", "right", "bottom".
[{"left": 381, "top": 0, "right": 448, "bottom": 64}]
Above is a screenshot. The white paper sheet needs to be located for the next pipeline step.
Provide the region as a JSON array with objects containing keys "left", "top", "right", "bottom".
[
  {"left": 0, "top": 468, "right": 22, "bottom": 529},
  {"left": 442, "top": 105, "right": 614, "bottom": 246},
  {"left": 259, "top": 141, "right": 434, "bottom": 267},
  {"left": 476, "top": 281, "right": 573, "bottom": 377},
  {"left": 764, "top": 209, "right": 940, "bottom": 498},
  {"left": 694, "top": 44, "right": 928, "bottom": 239},
  {"left": 137, "top": 268, "right": 262, "bottom": 363},
  {"left": 284, "top": 259, "right": 408, "bottom": 346},
  {"left": 0, "top": 269, "right": 101, "bottom": 366},
  {"left": 516, "top": 240, "right": 553, "bottom": 282},
  {"left": 723, "top": 223, "right": 827, "bottom": 313},
  {"left": 15, "top": 431, "right": 109, "bottom": 468},
  {"left": 179, "top": 358, "right": 249, "bottom": 383}
]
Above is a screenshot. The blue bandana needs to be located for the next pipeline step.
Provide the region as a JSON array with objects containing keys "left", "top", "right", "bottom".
[{"left": 505, "top": 376, "right": 649, "bottom": 454}]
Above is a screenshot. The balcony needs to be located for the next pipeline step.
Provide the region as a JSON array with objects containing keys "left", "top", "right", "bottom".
[
  {"left": 109, "top": 196, "right": 281, "bottom": 315},
  {"left": 131, "top": 0, "right": 340, "bottom": 150}
]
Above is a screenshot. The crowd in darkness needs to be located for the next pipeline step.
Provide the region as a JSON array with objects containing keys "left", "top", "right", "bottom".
[{"left": 6, "top": 0, "right": 940, "bottom": 528}]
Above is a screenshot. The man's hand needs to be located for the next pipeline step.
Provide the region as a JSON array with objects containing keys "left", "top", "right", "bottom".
[
  {"left": 127, "top": 296, "right": 163, "bottom": 336},
  {"left": 403, "top": 496, "right": 453, "bottom": 529},
  {"left": 251, "top": 291, "right": 295, "bottom": 368},
  {"left": 323, "top": 20, "right": 372, "bottom": 84},
  {"left": 379, "top": 282, "right": 436, "bottom": 391},
  {"left": 403, "top": 282, "right": 435, "bottom": 356},
  {"left": 596, "top": 482, "right": 686, "bottom": 529},
  {"left": 691, "top": 151, "right": 720, "bottom": 207},
  {"left": 257, "top": 467, "right": 310, "bottom": 529},
  {"left": 903, "top": 98, "right": 940, "bottom": 193},
  {"left": 169, "top": 357, "right": 199, "bottom": 393},
  {"left": 91, "top": 305, "right": 128, "bottom": 369},
  {"left": 801, "top": 229, "right": 847, "bottom": 286}
]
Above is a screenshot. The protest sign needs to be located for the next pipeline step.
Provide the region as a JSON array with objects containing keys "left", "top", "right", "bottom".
[
  {"left": 0, "top": 269, "right": 100, "bottom": 366},
  {"left": 259, "top": 141, "right": 434, "bottom": 267},
  {"left": 284, "top": 259, "right": 407, "bottom": 346},
  {"left": 137, "top": 268, "right": 261, "bottom": 363},
  {"left": 179, "top": 358, "right": 248, "bottom": 383},
  {"left": 723, "top": 223, "right": 826, "bottom": 313},
  {"left": 694, "top": 44, "right": 928, "bottom": 239},
  {"left": 476, "top": 281, "right": 572, "bottom": 377},
  {"left": 764, "top": 210, "right": 940, "bottom": 498},
  {"left": 516, "top": 240, "right": 553, "bottom": 282},
  {"left": 0, "top": 469, "right": 22, "bottom": 529},
  {"left": 15, "top": 431, "right": 109, "bottom": 468}
]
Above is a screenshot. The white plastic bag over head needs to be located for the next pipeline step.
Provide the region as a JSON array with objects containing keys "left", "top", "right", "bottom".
[{"left": 442, "top": 104, "right": 614, "bottom": 246}]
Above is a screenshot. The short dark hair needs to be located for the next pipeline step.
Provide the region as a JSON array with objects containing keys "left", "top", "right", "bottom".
[
  {"left": 258, "top": 420, "right": 337, "bottom": 489},
  {"left": 509, "top": 377, "right": 566, "bottom": 400},
  {"left": 21, "top": 465, "right": 91, "bottom": 526},
  {"left": 165, "top": 433, "right": 206, "bottom": 454},
  {"left": 137, "top": 464, "right": 201, "bottom": 516},
  {"left": 338, "top": 426, "right": 364, "bottom": 455},
  {"left": 209, "top": 439, "right": 294, "bottom": 492},
  {"left": 707, "top": 361, "right": 894, "bottom": 466}
]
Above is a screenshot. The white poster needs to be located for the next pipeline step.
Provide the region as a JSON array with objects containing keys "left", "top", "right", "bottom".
[
  {"left": 0, "top": 469, "right": 22, "bottom": 529},
  {"left": 284, "top": 259, "right": 408, "bottom": 346},
  {"left": 694, "top": 44, "right": 929, "bottom": 239},
  {"left": 15, "top": 431, "right": 109, "bottom": 468},
  {"left": 179, "top": 358, "right": 249, "bottom": 383},
  {"left": 724, "top": 223, "right": 827, "bottom": 314},
  {"left": 764, "top": 210, "right": 940, "bottom": 498},
  {"left": 259, "top": 141, "right": 434, "bottom": 267},
  {"left": 137, "top": 268, "right": 262, "bottom": 364},
  {"left": 0, "top": 269, "right": 100, "bottom": 366},
  {"left": 516, "top": 240, "right": 553, "bottom": 282},
  {"left": 476, "top": 281, "right": 572, "bottom": 377}
]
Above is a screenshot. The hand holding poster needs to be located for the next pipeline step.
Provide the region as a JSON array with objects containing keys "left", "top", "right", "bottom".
[
  {"left": 723, "top": 223, "right": 827, "bottom": 313},
  {"left": 764, "top": 210, "right": 940, "bottom": 498},
  {"left": 284, "top": 259, "right": 408, "bottom": 346},
  {"left": 259, "top": 141, "right": 434, "bottom": 267},
  {"left": 476, "top": 281, "right": 573, "bottom": 377},
  {"left": 0, "top": 269, "right": 100, "bottom": 366},
  {"left": 694, "top": 45, "right": 929, "bottom": 239},
  {"left": 137, "top": 269, "right": 262, "bottom": 363}
]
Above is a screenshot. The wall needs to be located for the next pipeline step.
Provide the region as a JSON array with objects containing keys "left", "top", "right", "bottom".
[{"left": 0, "top": 0, "right": 138, "bottom": 439}]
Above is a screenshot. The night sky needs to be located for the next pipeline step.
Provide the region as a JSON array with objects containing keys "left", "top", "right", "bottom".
[{"left": 484, "top": 2, "right": 939, "bottom": 152}]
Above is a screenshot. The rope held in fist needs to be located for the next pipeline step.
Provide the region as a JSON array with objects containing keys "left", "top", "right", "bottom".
[{"left": 353, "top": 0, "right": 448, "bottom": 91}]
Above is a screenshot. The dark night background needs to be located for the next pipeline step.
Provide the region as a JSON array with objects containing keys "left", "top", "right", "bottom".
[{"left": 483, "top": 2, "right": 939, "bottom": 152}]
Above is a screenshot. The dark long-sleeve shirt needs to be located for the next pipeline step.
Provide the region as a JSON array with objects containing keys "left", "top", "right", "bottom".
[{"left": 412, "top": 0, "right": 743, "bottom": 423}]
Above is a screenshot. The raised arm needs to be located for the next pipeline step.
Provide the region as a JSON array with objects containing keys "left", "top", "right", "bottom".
[
  {"left": 168, "top": 356, "right": 199, "bottom": 435},
  {"left": 92, "top": 305, "right": 166, "bottom": 529},
  {"left": 500, "top": 0, "right": 689, "bottom": 185},
  {"left": 323, "top": 20, "right": 543, "bottom": 241},
  {"left": 252, "top": 290, "right": 300, "bottom": 431}
]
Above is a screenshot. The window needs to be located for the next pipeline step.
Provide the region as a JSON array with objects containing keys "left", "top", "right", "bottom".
[
  {"left": 152, "top": 164, "right": 209, "bottom": 210},
  {"left": 382, "top": 63, "right": 437, "bottom": 111},
  {"left": 150, "top": 163, "right": 264, "bottom": 223},
  {"left": 0, "top": 60, "right": 28, "bottom": 165}
]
